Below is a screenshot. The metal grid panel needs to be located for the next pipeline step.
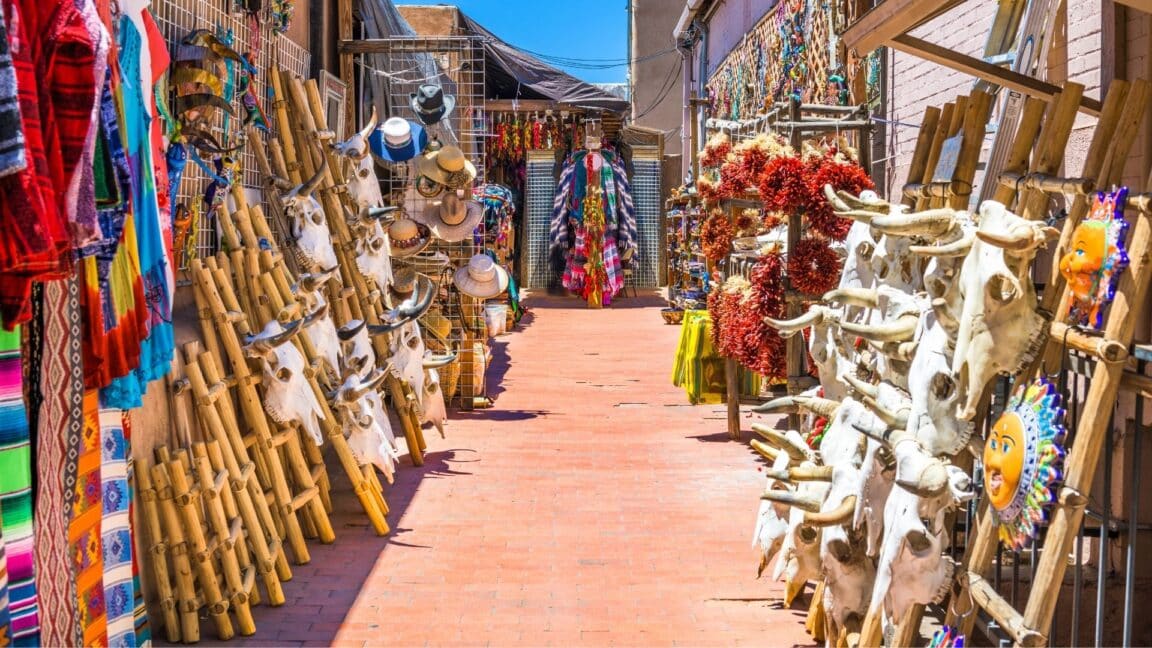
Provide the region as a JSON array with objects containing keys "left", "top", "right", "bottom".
[
  {"left": 630, "top": 158, "right": 661, "bottom": 287},
  {"left": 152, "top": 0, "right": 310, "bottom": 265},
  {"left": 354, "top": 37, "right": 486, "bottom": 404},
  {"left": 524, "top": 154, "right": 558, "bottom": 290}
]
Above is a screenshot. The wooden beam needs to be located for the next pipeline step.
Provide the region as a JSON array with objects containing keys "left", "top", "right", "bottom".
[
  {"left": 840, "top": 0, "right": 962, "bottom": 55},
  {"left": 890, "top": 34, "right": 1104, "bottom": 116},
  {"left": 1115, "top": 0, "right": 1152, "bottom": 12}
]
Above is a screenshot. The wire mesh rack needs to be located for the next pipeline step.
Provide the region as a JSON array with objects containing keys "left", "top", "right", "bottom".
[
  {"left": 353, "top": 35, "right": 487, "bottom": 406},
  {"left": 628, "top": 148, "right": 662, "bottom": 287},
  {"left": 152, "top": 0, "right": 310, "bottom": 269},
  {"left": 524, "top": 150, "right": 560, "bottom": 290}
]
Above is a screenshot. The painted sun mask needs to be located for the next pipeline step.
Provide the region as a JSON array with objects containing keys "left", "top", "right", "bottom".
[
  {"left": 1059, "top": 186, "right": 1130, "bottom": 328},
  {"left": 983, "top": 378, "right": 1066, "bottom": 550}
]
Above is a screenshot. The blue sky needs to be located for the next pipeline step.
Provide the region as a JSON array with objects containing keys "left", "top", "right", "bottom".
[{"left": 395, "top": 0, "right": 629, "bottom": 84}]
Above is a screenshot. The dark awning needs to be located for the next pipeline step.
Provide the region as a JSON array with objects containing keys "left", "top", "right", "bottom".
[{"left": 457, "top": 12, "right": 631, "bottom": 113}]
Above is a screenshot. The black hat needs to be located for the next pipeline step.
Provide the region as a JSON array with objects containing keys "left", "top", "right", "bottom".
[{"left": 410, "top": 84, "right": 456, "bottom": 125}]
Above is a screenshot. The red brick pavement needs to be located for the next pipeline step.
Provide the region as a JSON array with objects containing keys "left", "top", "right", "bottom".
[{"left": 211, "top": 292, "right": 816, "bottom": 647}]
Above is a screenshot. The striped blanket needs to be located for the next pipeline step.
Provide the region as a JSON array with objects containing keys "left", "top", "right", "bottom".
[{"left": 0, "top": 327, "right": 37, "bottom": 644}]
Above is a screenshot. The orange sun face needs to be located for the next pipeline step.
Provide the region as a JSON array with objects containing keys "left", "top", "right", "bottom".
[
  {"left": 984, "top": 412, "right": 1026, "bottom": 511},
  {"left": 1059, "top": 222, "right": 1110, "bottom": 300}
]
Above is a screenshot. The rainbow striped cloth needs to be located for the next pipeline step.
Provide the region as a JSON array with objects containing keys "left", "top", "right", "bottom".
[{"left": 0, "top": 327, "right": 38, "bottom": 644}]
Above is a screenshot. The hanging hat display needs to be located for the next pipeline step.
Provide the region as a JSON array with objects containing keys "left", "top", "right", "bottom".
[
  {"left": 416, "top": 145, "right": 477, "bottom": 190},
  {"left": 388, "top": 218, "right": 432, "bottom": 258},
  {"left": 391, "top": 266, "right": 417, "bottom": 297},
  {"left": 409, "top": 84, "right": 456, "bottom": 125},
  {"left": 453, "top": 254, "right": 509, "bottom": 299},
  {"left": 983, "top": 377, "right": 1066, "bottom": 551},
  {"left": 370, "top": 117, "right": 428, "bottom": 164},
  {"left": 415, "top": 190, "right": 483, "bottom": 243}
]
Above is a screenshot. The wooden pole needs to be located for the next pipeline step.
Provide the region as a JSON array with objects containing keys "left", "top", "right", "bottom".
[
  {"left": 133, "top": 464, "right": 182, "bottom": 642},
  {"left": 151, "top": 461, "right": 202, "bottom": 643}
]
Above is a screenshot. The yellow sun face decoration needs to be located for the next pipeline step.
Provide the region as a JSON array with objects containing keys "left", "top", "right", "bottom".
[
  {"left": 1058, "top": 187, "right": 1130, "bottom": 328},
  {"left": 983, "top": 378, "right": 1066, "bottom": 550},
  {"left": 984, "top": 413, "right": 1026, "bottom": 511}
]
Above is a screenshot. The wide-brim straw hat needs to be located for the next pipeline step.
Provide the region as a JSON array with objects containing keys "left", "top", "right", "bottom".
[
  {"left": 453, "top": 254, "right": 509, "bottom": 299},
  {"left": 370, "top": 117, "right": 428, "bottom": 163},
  {"left": 416, "top": 145, "right": 477, "bottom": 189},
  {"left": 416, "top": 191, "right": 483, "bottom": 242},
  {"left": 388, "top": 219, "right": 432, "bottom": 258}
]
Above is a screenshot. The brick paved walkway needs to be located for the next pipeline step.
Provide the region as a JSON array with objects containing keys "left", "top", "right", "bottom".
[{"left": 226, "top": 292, "right": 814, "bottom": 647}]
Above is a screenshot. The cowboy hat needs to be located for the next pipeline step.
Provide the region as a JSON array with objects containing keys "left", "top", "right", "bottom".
[
  {"left": 409, "top": 84, "right": 456, "bottom": 125},
  {"left": 416, "top": 190, "right": 483, "bottom": 242},
  {"left": 397, "top": 250, "right": 451, "bottom": 276},
  {"left": 391, "top": 266, "right": 416, "bottom": 296},
  {"left": 453, "top": 254, "right": 509, "bottom": 299},
  {"left": 388, "top": 218, "right": 432, "bottom": 258},
  {"left": 416, "top": 145, "right": 477, "bottom": 190},
  {"left": 370, "top": 117, "right": 428, "bottom": 163}
]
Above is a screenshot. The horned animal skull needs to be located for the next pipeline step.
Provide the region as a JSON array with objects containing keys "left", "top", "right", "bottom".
[
  {"left": 246, "top": 320, "right": 327, "bottom": 445},
  {"left": 282, "top": 158, "right": 339, "bottom": 271},
  {"left": 331, "top": 369, "right": 401, "bottom": 480}
]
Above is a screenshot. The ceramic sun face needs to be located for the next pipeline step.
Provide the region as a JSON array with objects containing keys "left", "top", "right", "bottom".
[
  {"left": 983, "top": 378, "right": 1066, "bottom": 551},
  {"left": 1059, "top": 186, "right": 1130, "bottom": 328}
]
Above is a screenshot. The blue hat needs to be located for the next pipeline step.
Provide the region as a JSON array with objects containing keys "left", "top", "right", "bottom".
[{"left": 370, "top": 117, "right": 428, "bottom": 163}]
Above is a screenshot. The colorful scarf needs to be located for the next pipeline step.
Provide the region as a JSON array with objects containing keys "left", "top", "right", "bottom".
[
  {"left": 100, "top": 409, "right": 133, "bottom": 647},
  {"left": 72, "top": 391, "right": 106, "bottom": 647}
]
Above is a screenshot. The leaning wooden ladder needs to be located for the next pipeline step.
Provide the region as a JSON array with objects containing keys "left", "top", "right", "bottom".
[{"left": 942, "top": 78, "right": 1152, "bottom": 647}]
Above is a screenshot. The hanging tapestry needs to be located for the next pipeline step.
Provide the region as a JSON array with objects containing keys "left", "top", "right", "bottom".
[
  {"left": 34, "top": 276, "right": 84, "bottom": 646},
  {"left": 123, "top": 415, "right": 149, "bottom": 647},
  {"left": 0, "top": 326, "right": 37, "bottom": 645},
  {"left": 100, "top": 409, "right": 134, "bottom": 647},
  {"left": 72, "top": 391, "right": 106, "bottom": 647}
]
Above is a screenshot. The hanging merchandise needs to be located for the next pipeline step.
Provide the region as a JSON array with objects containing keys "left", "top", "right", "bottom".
[
  {"left": 983, "top": 377, "right": 1066, "bottom": 551},
  {"left": 1059, "top": 186, "right": 1130, "bottom": 328},
  {"left": 415, "top": 190, "right": 483, "bottom": 243},
  {"left": 548, "top": 145, "right": 638, "bottom": 307},
  {"left": 370, "top": 117, "right": 427, "bottom": 164},
  {"left": 409, "top": 84, "right": 456, "bottom": 126},
  {"left": 670, "top": 311, "right": 726, "bottom": 404},
  {"left": 453, "top": 254, "right": 509, "bottom": 300}
]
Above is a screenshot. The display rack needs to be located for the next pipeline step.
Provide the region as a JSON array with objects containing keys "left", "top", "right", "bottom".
[
  {"left": 665, "top": 192, "right": 706, "bottom": 309},
  {"left": 349, "top": 35, "right": 488, "bottom": 408}
]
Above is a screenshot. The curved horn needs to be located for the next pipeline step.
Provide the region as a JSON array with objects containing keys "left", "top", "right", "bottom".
[
  {"left": 751, "top": 424, "right": 811, "bottom": 461},
  {"left": 822, "top": 287, "right": 880, "bottom": 308},
  {"left": 297, "top": 155, "right": 329, "bottom": 199},
  {"left": 865, "top": 339, "right": 920, "bottom": 362},
  {"left": 789, "top": 465, "right": 834, "bottom": 481},
  {"left": 976, "top": 225, "right": 1059, "bottom": 251},
  {"left": 841, "top": 372, "right": 878, "bottom": 398},
  {"left": 356, "top": 105, "right": 379, "bottom": 141},
  {"left": 762, "top": 468, "right": 793, "bottom": 482},
  {"left": 764, "top": 306, "right": 826, "bottom": 336},
  {"left": 804, "top": 495, "right": 857, "bottom": 527},
  {"left": 870, "top": 209, "right": 957, "bottom": 237},
  {"left": 244, "top": 319, "right": 303, "bottom": 351},
  {"left": 395, "top": 276, "right": 436, "bottom": 320},
  {"left": 337, "top": 320, "right": 367, "bottom": 341},
  {"left": 910, "top": 231, "right": 975, "bottom": 257},
  {"left": 343, "top": 369, "right": 389, "bottom": 402},
  {"left": 367, "top": 206, "right": 399, "bottom": 222},
  {"left": 750, "top": 439, "right": 781, "bottom": 463},
  {"left": 759, "top": 490, "right": 822, "bottom": 513},
  {"left": 298, "top": 267, "right": 338, "bottom": 293},
  {"left": 753, "top": 396, "right": 801, "bottom": 415},
  {"left": 824, "top": 184, "right": 852, "bottom": 212},
  {"left": 861, "top": 394, "right": 909, "bottom": 429},
  {"left": 422, "top": 351, "right": 457, "bottom": 369},
  {"left": 840, "top": 314, "right": 918, "bottom": 342},
  {"left": 794, "top": 396, "right": 841, "bottom": 419},
  {"left": 302, "top": 302, "right": 330, "bottom": 327}
]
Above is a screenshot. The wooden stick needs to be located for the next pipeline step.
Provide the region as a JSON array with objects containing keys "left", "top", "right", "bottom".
[
  {"left": 193, "top": 442, "right": 256, "bottom": 636},
  {"left": 133, "top": 463, "right": 181, "bottom": 642},
  {"left": 151, "top": 461, "right": 202, "bottom": 642},
  {"left": 167, "top": 450, "right": 234, "bottom": 639}
]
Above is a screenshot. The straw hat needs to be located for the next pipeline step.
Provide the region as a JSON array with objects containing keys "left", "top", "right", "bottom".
[
  {"left": 453, "top": 254, "right": 509, "bottom": 299},
  {"left": 369, "top": 117, "right": 427, "bottom": 163},
  {"left": 391, "top": 266, "right": 416, "bottom": 296},
  {"left": 409, "top": 84, "right": 456, "bottom": 125},
  {"left": 417, "top": 190, "right": 483, "bottom": 242},
  {"left": 388, "top": 219, "right": 432, "bottom": 258},
  {"left": 416, "top": 145, "right": 477, "bottom": 189}
]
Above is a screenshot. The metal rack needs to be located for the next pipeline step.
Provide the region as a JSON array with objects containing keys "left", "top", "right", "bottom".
[
  {"left": 351, "top": 35, "right": 487, "bottom": 407},
  {"left": 152, "top": 0, "right": 310, "bottom": 266}
]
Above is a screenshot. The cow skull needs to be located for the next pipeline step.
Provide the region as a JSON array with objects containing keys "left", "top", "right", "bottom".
[
  {"left": 246, "top": 319, "right": 327, "bottom": 445},
  {"left": 295, "top": 268, "right": 342, "bottom": 381},
  {"left": 332, "top": 107, "right": 384, "bottom": 214},
  {"left": 282, "top": 157, "right": 339, "bottom": 271},
  {"left": 330, "top": 368, "right": 401, "bottom": 480}
]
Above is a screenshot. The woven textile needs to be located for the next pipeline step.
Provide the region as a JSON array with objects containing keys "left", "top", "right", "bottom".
[
  {"left": 72, "top": 391, "right": 106, "bottom": 647},
  {"left": 124, "top": 416, "right": 149, "bottom": 647},
  {"left": 33, "top": 276, "right": 84, "bottom": 645},
  {"left": 0, "top": 326, "right": 38, "bottom": 645},
  {"left": 100, "top": 409, "right": 134, "bottom": 647},
  {"left": 0, "top": 498, "right": 9, "bottom": 644}
]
